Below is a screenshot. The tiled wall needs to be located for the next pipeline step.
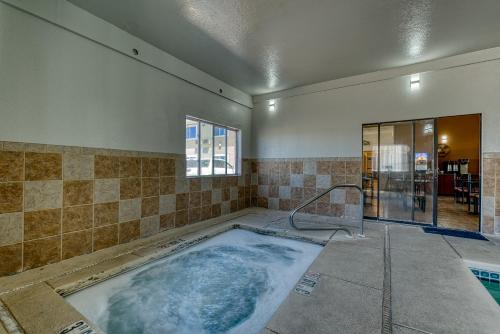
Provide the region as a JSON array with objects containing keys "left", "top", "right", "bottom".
[
  {"left": 0, "top": 141, "right": 257, "bottom": 277},
  {"left": 254, "top": 158, "right": 362, "bottom": 219},
  {"left": 482, "top": 153, "right": 500, "bottom": 234}
]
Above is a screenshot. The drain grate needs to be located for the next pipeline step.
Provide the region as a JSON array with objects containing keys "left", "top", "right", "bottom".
[
  {"left": 382, "top": 225, "right": 392, "bottom": 334},
  {"left": 294, "top": 271, "right": 321, "bottom": 296},
  {"left": 58, "top": 320, "right": 97, "bottom": 334}
]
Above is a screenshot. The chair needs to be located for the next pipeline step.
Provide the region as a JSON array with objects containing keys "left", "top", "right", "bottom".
[
  {"left": 468, "top": 175, "right": 480, "bottom": 214},
  {"left": 454, "top": 174, "right": 470, "bottom": 204}
]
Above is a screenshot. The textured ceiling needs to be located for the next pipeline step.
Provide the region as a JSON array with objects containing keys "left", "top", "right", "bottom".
[{"left": 68, "top": 0, "right": 500, "bottom": 95}]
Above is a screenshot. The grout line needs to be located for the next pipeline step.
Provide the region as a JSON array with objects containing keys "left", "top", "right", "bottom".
[
  {"left": 393, "top": 323, "right": 433, "bottom": 334},
  {"left": 441, "top": 235, "right": 462, "bottom": 258},
  {"left": 320, "top": 272, "right": 382, "bottom": 291}
]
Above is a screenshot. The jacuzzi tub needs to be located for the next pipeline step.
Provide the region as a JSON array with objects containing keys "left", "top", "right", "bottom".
[{"left": 65, "top": 229, "right": 322, "bottom": 334}]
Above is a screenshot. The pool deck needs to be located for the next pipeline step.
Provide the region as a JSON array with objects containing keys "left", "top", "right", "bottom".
[{"left": 0, "top": 208, "right": 500, "bottom": 334}]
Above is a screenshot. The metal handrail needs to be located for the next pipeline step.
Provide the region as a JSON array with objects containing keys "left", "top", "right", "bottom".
[{"left": 289, "top": 184, "right": 365, "bottom": 237}]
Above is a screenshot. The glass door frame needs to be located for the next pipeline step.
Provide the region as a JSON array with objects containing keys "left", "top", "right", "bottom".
[
  {"left": 362, "top": 118, "right": 438, "bottom": 227},
  {"left": 363, "top": 114, "right": 483, "bottom": 231}
]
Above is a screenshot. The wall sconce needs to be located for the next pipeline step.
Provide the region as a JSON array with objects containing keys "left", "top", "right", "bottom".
[
  {"left": 441, "top": 135, "right": 448, "bottom": 144},
  {"left": 410, "top": 74, "right": 420, "bottom": 90},
  {"left": 268, "top": 100, "right": 276, "bottom": 112}
]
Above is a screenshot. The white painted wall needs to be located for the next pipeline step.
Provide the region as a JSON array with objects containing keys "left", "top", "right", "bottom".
[
  {"left": 252, "top": 57, "right": 500, "bottom": 158},
  {"left": 0, "top": 2, "right": 252, "bottom": 156}
]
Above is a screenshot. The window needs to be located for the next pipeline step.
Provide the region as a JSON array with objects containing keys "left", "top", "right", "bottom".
[
  {"left": 185, "top": 117, "right": 240, "bottom": 176},
  {"left": 214, "top": 127, "right": 226, "bottom": 137},
  {"left": 186, "top": 125, "right": 197, "bottom": 139}
]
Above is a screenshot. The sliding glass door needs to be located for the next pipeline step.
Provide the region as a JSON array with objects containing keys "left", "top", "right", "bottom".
[
  {"left": 379, "top": 121, "right": 414, "bottom": 222},
  {"left": 363, "top": 119, "right": 436, "bottom": 224}
]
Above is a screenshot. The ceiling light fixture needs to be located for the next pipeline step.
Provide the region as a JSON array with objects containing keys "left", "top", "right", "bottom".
[
  {"left": 268, "top": 100, "right": 276, "bottom": 112},
  {"left": 410, "top": 74, "right": 420, "bottom": 90}
]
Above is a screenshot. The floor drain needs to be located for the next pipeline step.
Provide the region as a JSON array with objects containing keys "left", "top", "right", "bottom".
[
  {"left": 382, "top": 225, "right": 392, "bottom": 334},
  {"left": 58, "top": 320, "right": 97, "bottom": 334},
  {"left": 294, "top": 271, "right": 321, "bottom": 296}
]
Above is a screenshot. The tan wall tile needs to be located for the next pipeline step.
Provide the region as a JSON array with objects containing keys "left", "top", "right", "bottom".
[
  {"left": 332, "top": 175, "right": 347, "bottom": 186},
  {"left": 0, "top": 151, "right": 24, "bottom": 181},
  {"left": 331, "top": 161, "right": 346, "bottom": 175},
  {"left": 189, "top": 192, "right": 201, "bottom": 208},
  {"left": 95, "top": 202, "right": 119, "bottom": 227},
  {"left": 331, "top": 203, "right": 345, "bottom": 217},
  {"left": 0, "top": 212, "right": 23, "bottom": 246},
  {"left": 23, "top": 236, "right": 61, "bottom": 270},
  {"left": 303, "top": 175, "right": 316, "bottom": 188},
  {"left": 316, "top": 161, "right": 331, "bottom": 175},
  {"left": 345, "top": 174, "right": 361, "bottom": 186},
  {"left": 141, "top": 197, "right": 159, "bottom": 218},
  {"left": 0, "top": 182, "right": 23, "bottom": 214},
  {"left": 483, "top": 158, "right": 495, "bottom": 178},
  {"left": 24, "top": 209, "right": 61, "bottom": 240},
  {"left": 212, "top": 177, "right": 222, "bottom": 189},
  {"left": 230, "top": 200, "right": 238, "bottom": 213},
  {"left": 119, "top": 199, "right": 141, "bottom": 222},
  {"left": 93, "top": 225, "right": 118, "bottom": 251},
  {"left": 120, "top": 178, "right": 141, "bottom": 199},
  {"left": 0, "top": 243, "right": 22, "bottom": 276},
  {"left": 346, "top": 161, "right": 361, "bottom": 175},
  {"left": 201, "top": 190, "right": 212, "bottom": 206},
  {"left": 25, "top": 152, "right": 62, "bottom": 181},
  {"left": 176, "top": 193, "right": 188, "bottom": 211},
  {"left": 24, "top": 181, "right": 62, "bottom": 212},
  {"left": 291, "top": 161, "right": 303, "bottom": 175},
  {"left": 160, "top": 213, "right": 175, "bottom": 231},
  {"left": 94, "top": 178, "right": 120, "bottom": 203},
  {"left": 483, "top": 177, "right": 495, "bottom": 197},
  {"left": 94, "top": 155, "right": 119, "bottom": 179},
  {"left": 63, "top": 181, "right": 93, "bottom": 206},
  {"left": 160, "top": 177, "right": 175, "bottom": 195},
  {"left": 142, "top": 178, "right": 159, "bottom": 197},
  {"left": 189, "top": 178, "right": 201, "bottom": 192},
  {"left": 62, "top": 205, "right": 93, "bottom": 233},
  {"left": 201, "top": 205, "right": 212, "bottom": 220},
  {"left": 119, "top": 220, "right": 140, "bottom": 244},
  {"left": 62, "top": 230, "right": 92, "bottom": 260},
  {"left": 224, "top": 187, "right": 234, "bottom": 201},
  {"left": 483, "top": 216, "right": 494, "bottom": 234},
  {"left": 159, "top": 158, "right": 175, "bottom": 176},
  {"left": 279, "top": 199, "right": 290, "bottom": 211},
  {"left": 188, "top": 207, "right": 201, "bottom": 224},
  {"left": 142, "top": 158, "right": 159, "bottom": 177},
  {"left": 212, "top": 204, "right": 221, "bottom": 217},
  {"left": 120, "top": 157, "right": 141, "bottom": 178},
  {"left": 140, "top": 216, "right": 160, "bottom": 238},
  {"left": 176, "top": 210, "right": 188, "bottom": 227},
  {"left": 63, "top": 154, "right": 94, "bottom": 180}
]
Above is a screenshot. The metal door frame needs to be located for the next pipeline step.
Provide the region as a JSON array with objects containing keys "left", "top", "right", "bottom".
[{"left": 362, "top": 118, "right": 435, "bottom": 226}]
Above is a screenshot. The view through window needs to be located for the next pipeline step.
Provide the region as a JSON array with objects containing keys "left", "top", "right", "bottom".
[{"left": 186, "top": 117, "right": 240, "bottom": 176}]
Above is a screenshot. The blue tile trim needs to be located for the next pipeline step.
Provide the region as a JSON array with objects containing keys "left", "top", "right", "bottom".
[{"left": 470, "top": 267, "right": 500, "bottom": 282}]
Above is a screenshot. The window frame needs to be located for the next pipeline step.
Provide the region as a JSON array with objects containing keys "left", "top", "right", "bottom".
[{"left": 185, "top": 116, "right": 240, "bottom": 177}]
